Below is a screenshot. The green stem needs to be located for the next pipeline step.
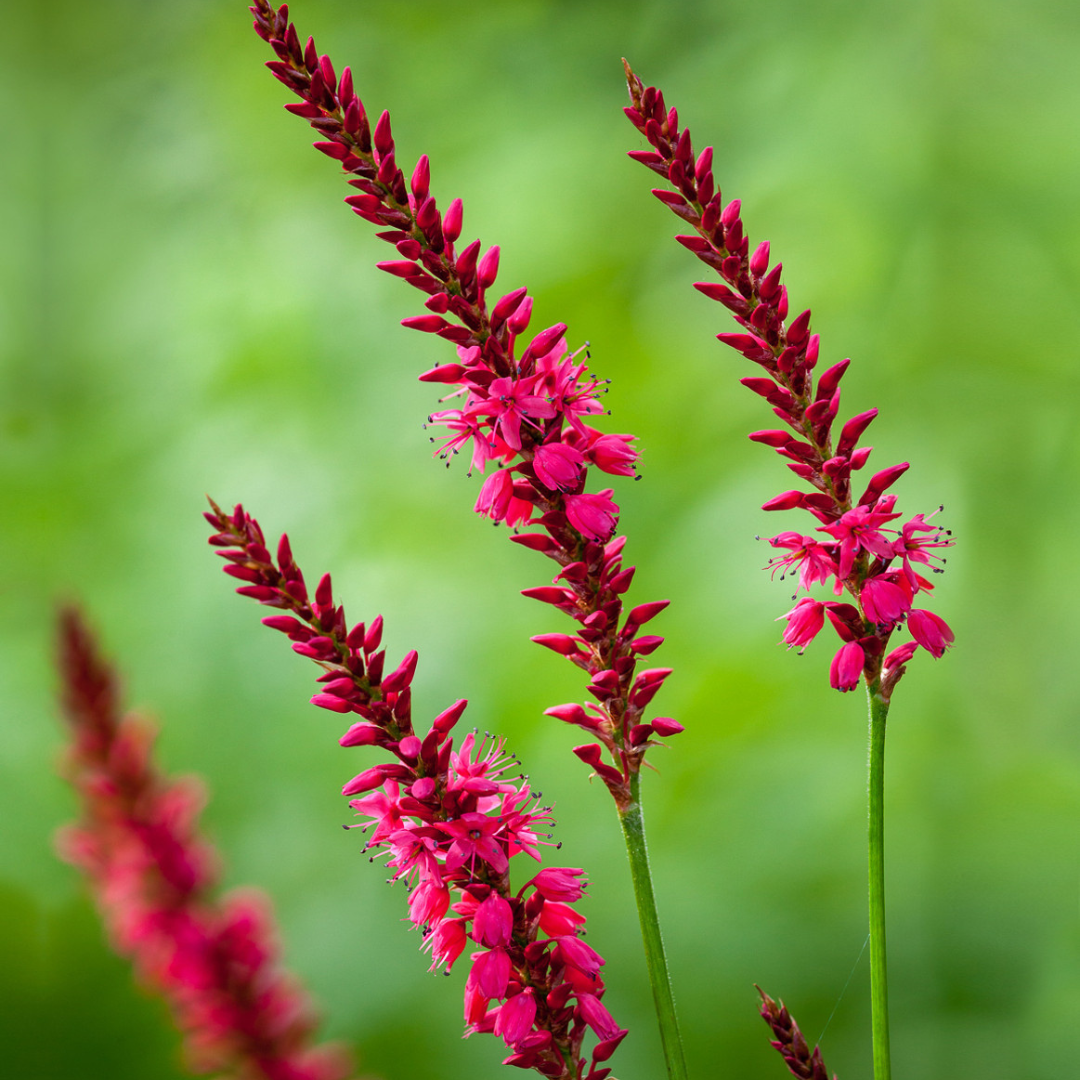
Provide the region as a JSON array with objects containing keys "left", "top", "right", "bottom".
[
  {"left": 617, "top": 771, "right": 689, "bottom": 1080},
  {"left": 867, "top": 684, "right": 892, "bottom": 1080}
]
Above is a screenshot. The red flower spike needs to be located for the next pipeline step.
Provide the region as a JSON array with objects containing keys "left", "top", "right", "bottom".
[
  {"left": 55, "top": 609, "right": 355, "bottom": 1080},
  {"left": 212, "top": 468, "right": 621, "bottom": 1075},
  {"left": 625, "top": 63, "right": 954, "bottom": 699}
]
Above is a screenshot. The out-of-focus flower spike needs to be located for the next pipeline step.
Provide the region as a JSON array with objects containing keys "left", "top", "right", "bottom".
[{"left": 55, "top": 607, "right": 356, "bottom": 1080}]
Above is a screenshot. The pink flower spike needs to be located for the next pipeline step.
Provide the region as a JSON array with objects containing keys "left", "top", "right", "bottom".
[
  {"left": 908, "top": 609, "right": 955, "bottom": 657},
  {"left": 565, "top": 490, "right": 619, "bottom": 541},
  {"left": 829, "top": 641, "right": 865, "bottom": 692}
]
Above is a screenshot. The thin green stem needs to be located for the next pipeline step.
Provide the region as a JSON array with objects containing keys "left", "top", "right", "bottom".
[
  {"left": 867, "top": 684, "right": 892, "bottom": 1080},
  {"left": 617, "top": 771, "right": 689, "bottom": 1080}
]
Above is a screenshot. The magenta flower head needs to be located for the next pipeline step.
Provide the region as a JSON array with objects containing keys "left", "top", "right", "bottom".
[
  {"left": 206, "top": 498, "right": 626, "bottom": 1079},
  {"left": 54, "top": 608, "right": 355, "bottom": 1080},
  {"left": 622, "top": 62, "right": 955, "bottom": 704}
]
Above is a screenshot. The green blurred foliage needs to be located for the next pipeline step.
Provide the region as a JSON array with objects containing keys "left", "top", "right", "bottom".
[{"left": 3, "top": 0, "right": 1078, "bottom": 1077}]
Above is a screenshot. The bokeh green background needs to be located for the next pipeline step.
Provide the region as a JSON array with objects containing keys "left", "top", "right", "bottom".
[{"left": 3, "top": 1, "right": 1078, "bottom": 1077}]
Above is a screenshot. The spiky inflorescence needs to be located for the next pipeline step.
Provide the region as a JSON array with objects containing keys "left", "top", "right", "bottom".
[
  {"left": 55, "top": 607, "right": 355, "bottom": 1080},
  {"left": 206, "top": 499, "right": 628, "bottom": 1080},
  {"left": 246, "top": 0, "right": 682, "bottom": 809},
  {"left": 757, "top": 989, "right": 837, "bottom": 1080},
  {"left": 622, "top": 63, "right": 954, "bottom": 702}
]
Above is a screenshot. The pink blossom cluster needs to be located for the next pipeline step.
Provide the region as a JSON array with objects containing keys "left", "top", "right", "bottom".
[
  {"left": 249, "top": 0, "right": 683, "bottom": 806},
  {"left": 622, "top": 65, "right": 954, "bottom": 699},
  {"left": 55, "top": 608, "right": 354, "bottom": 1080},
  {"left": 206, "top": 499, "right": 628, "bottom": 1079}
]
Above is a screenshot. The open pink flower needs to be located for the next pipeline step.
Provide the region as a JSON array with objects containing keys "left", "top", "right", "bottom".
[
  {"left": 765, "top": 532, "right": 839, "bottom": 592},
  {"left": 439, "top": 812, "right": 509, "bottom": 875},
  {"left": 818, "top": 500, "right": 901, "bottom": 579},
  {"left": 469, "top": 375, "right": 556, "bottom": 451}
]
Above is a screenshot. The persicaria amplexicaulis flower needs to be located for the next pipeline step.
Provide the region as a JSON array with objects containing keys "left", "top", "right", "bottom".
[
  {"left": 622, "top": 63, "right": 955, "bottom": 702},
  {"left": 248, "top": 0, "right": 682, "bottom": 809},
  {"left": 206, "top": 499, "right": 628, "bottom": 1079},
  {"left": 55, "top": 608, "right": 355, "bottom": 1080}
]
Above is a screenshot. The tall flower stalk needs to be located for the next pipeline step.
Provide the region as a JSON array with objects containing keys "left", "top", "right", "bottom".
[
  {"left": 245, "top": 5, "right": 687, "bottom": 1076},
  {"left": 55, "top": 607, "right": 356, "bottom": 1080},
  {"left": 206, "top": 498, "right": 628, "bottom": 1080},
  {"left": 622, "top": 62, "right": 955, "bottom": 1078}
]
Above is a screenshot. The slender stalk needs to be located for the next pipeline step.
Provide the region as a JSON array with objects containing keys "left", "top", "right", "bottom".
[
  {"left": 867, "top": 683, "right": 892, "bottom": 1080},
  {"left": 617, "top": 771, "right": 688, "bottom": 1080}
]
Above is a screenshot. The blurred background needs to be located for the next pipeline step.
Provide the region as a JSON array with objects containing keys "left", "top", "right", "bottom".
[{"left": 3, "top": 0, "right": 1078, "bottom": 1077}]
